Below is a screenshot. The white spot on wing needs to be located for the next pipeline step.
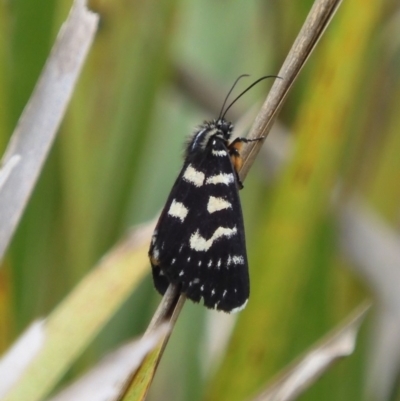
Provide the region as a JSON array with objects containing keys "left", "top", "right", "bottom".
[
  {"left": 168, "top": 199, "right": 188, "bottom": 222},
  {"left": 152, "top": 247, "right": 160, "bottom": 260},
  {"left": 230, "top": 299, "right": 248, "bottom": 313},
  {"left": 207, "top": 196, "right": 232, "bottom": 214},
  {"left": 189, "top": 226, "right": 237, "bottom": 251},
  {"left": 223, "top": 290, "right": 227, "bottom": 297},
  {"left": 211, "top": 289, "right": 215, "bottom": 295},
  {"left": 206, "top": 173, "right": 234, "bottom": 185},
  {"left": 171, "top": 258, "right": 176, "bottom": 264},
  {"left": 232, "top": 255, "right": 245, "bottom": 264},
  {"left": 211, "top": 149, "right": 228, "bottom": 157},
  {"left": 183, "top": 164, "right": 205, "bottom": 187},
  {"left": 179, "top": 270, "right": 184, "bottom": 276}
]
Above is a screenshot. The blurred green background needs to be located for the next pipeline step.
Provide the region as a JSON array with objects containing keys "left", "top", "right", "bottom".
[{"left": 1, "top": 0, "right": 399, "bottom": 400}]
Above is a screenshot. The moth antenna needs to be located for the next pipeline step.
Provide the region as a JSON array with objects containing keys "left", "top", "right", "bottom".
[
  {"left": 221, "top": 75, "right": 282, "bottom": 120},
  {"left": 218, "top": 74, "right": 250, "bottom": 120}
]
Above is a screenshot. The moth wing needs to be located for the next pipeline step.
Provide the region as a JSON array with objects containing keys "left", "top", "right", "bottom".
[{"left": 149, "top": 147, "right": 249, "bottom": 312}]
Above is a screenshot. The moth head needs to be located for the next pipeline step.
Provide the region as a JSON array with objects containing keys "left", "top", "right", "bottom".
[
  {"left": 214, "top": 118, "right": 233, "bottom": 141},
  {"left": 186, "top": 119, "right": 233, "bottom": 156}
]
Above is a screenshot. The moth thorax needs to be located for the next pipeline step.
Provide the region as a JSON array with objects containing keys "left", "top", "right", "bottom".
[
  {"left": 188, "top": 120, "right": 233, "bottom": 155},
  {"left": 189, "top": 127, "right": 216, "bottom": 152}
]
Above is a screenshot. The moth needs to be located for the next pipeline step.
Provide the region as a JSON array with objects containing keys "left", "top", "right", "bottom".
[{"left": 149, "top": 75, "right": 275, "bottom": 313}]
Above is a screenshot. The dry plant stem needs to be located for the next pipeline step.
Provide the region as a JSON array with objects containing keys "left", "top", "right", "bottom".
[
  {"left": 144, "top": 284, "right": 185, "bottom": 337},
  {"left": 239, "top": 0, "right": 343, "bottom": 181},
  {"left": 117, "top": 290, "right": 185, "bottom": 400},
  {"left": 0, "top": 0, "right": 98, "bottom": 261},
  {"left": 141, "top": 287, "right": 185, "bottom": 380}
]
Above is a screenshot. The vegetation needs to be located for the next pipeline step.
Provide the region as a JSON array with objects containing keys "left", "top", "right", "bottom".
[{"left": 0, "top": 0, "right": 398, "bottom": 400}]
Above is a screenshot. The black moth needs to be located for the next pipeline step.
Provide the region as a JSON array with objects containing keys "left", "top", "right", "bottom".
[{"left": 149, "top": 75, "right": 274, "bottom": 313}]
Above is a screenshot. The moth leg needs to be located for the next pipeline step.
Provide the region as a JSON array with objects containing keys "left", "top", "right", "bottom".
[{"left": 228, "top": 136, "right": 264, "bottom": 189}]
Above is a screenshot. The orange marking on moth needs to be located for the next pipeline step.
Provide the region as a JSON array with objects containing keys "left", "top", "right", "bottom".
[
  {"left": 150, "top": 255, "right": 160, "bottom": 266},
  {"left": 228, "top": 141, "right": 244, "bottom": 173}
]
